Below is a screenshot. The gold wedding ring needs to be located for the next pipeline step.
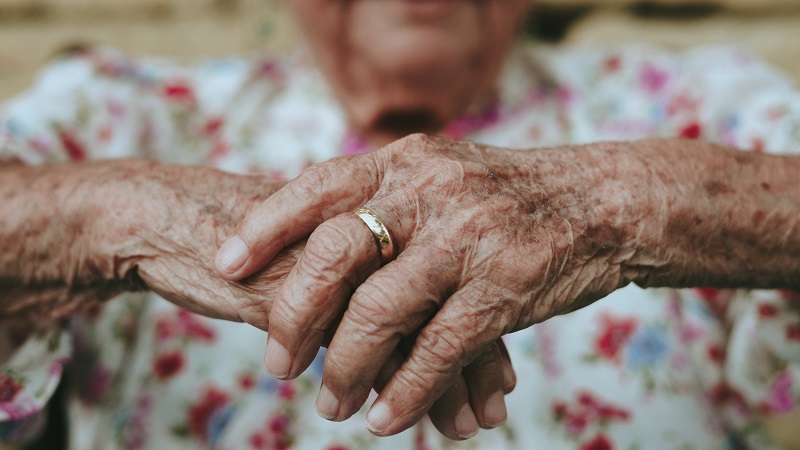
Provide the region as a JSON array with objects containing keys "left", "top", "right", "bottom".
[{"left": 353, "top": 206, "right": 396, "bottom": 263}]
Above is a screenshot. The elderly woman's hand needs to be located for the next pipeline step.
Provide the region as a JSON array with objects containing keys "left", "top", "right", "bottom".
[
  {"left": 0, "top": 160, "right": 298, "bottom": 326},
  {"left": 114, "top": 160, "right": 516, "bottom": 439},
  {"left": 0, "top": 158, "right": 512, "bottom": 440},
  {"left": 215, "top": 134, "right": 668, "bottom": 436}
]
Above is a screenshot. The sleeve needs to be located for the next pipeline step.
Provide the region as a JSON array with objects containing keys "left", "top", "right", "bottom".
[
  {"left": 0, "top": 321, "right": 70, "bottom": 444},
  {"left": 0, "top": 47, "right": 228, "bottom": 444},
  {"left": 671, "top": 47, "right": 800, "bottom": 447},
  {"left": 0, "top": 46, "right": 232, "bottom": 166}
]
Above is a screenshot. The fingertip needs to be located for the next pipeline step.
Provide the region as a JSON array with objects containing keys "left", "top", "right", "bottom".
[
  {"left": 216, "top": 235, "right": 250, "bottom": 278},
  {"left": 502, "top": 363, "right": 517, "bottom": 395},
  {"left": 264, "top": 338, "right": 292, "bottom": 379},
  {"left": 454, "top": 402, "right": 480, "bottom": 439},
  {"left": 482, "top": 390, "right": 507, "bottom": 429},
  {"left": 315, "top": 385, "right": 341, "bottom": 421},
  {"left": 366, "top": 401, "right": 392, "bottom": 435}
]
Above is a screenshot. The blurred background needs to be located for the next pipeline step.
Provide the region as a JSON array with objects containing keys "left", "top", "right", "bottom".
[
  {"left": 0, "top": 0, "right": 799, "bottom": 101},
  {"left": 0, "top": 0, "right": 798, "bottom": 448}
]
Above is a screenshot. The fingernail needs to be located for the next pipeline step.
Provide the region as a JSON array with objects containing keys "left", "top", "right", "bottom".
[
  {"left": 315, "top": 385, "right": 340, "bottom": 420},
  {"left": 503, "top": 362, "right": 516, "bottom": 392},
  {"left": 366, "top": 401, "right": 392, "bottom": 434},
  {"left": 264, "top": 338, "right": 291, "bottom": 379},
  {"left": 217, "top": 236, "right": 248, "bottom": 273},
  {"left": 483, "top": 390, "right": 507, "bottom": 428},
  {"left": 455, "top": 403, "right": 479, "bottom": 439}
]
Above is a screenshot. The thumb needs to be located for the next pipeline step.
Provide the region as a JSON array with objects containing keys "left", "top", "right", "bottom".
[{"left": 215, "top": 153, "right": 383, "bottom": 280}]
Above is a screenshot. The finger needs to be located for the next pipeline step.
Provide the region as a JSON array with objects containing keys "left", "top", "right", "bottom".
[
  {"left": 215, "top": 154, "right": 383, "bottom": 280},
  {"left": 427, "top": 376, "right": 480, "bottom": 440},
  {"left": 236, "top": 241, "right": 306, "bottom": 331},
  {"left": 462, "top": 340, "right": 507, "bottom": 429},
  {"left": 315, "top": 246, "right": 460, "bottom": 422},
  {"left": 365, "top": 282, "right": 508, "bottom": 436},
  {"left": 372, "top": 340, "right": 479, "bottom": 440},
  {"left": 263, "top": 213, "right": 380, "bottom": 380},
  {"left": 497, "top": 338, "right": 517, "bottom": 394}
]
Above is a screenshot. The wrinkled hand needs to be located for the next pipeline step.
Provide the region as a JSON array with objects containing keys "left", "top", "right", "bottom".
[
  {"left": 96, "top": 160, "right": 508, "bottom": 439},
  {"left": 216, "top": 134, "right": 657, "bottom": 437},
  {"left": 86, "top": 161, "right": 298, "bottom": 327}
]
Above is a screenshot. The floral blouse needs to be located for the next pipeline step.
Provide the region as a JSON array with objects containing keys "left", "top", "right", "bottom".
[{"left": 1, "top": 42, "right": 799, "bottom": 450}]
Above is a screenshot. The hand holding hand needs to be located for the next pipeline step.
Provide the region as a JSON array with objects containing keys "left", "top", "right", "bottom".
[{"left": 216, "top": 134, "right": 659, "bottom": 436}]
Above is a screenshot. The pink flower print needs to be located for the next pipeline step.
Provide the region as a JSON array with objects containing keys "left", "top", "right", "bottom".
[
  {"left": 786, "top": 323, "right": 800, "bottom": 342},
  {"left": 97, "top": 124, "right": 113, "bottom": 143},
  {"left": 707, "top": 345, "right": 726, "bottom": 364},
  {"left": 707, "top": 382, "right": 746, "bottom": 409},
  {"left": 203, "top": 117, "right": 224, "bottom": 136},
  {"left": 594, "top": 314, "right": 637, "bottom": 363},
  {"left": 249, "top": 434, "right": 266, "bottom": 449},
  {"left": 603, "top": 55, "right": 621, "bottom": 73},
  {"left": 258, "top": 60, "right": 286, "bottom": 84},
  {"left": 566, "top": 414, "right": 588, "bottom": 436},
  {"left": 765, "top": 372, "right": 795, "bottom": 413},
  {"left": 581, "top": 434, "right": 614, "bottom": 450},
  {"left": 556, "top": 84, "right": 574, "bottom": 106},
  {"left": 238, "top": 373, "right": 256, "bottom": 391},
  {"left": 155, "top": 309, "right": 216, "bottom": 344},
  {"left": 639, "top": 63, "right": 670, "bottom": 96},
  {"left": 58, "top": 129, "right": 87, "bottom": 161},
  {"left": 678, "top": 123, "right": 702, "bottom": 139},
  {"left": 277, "top": 381, "right": 295, "bottom": 401},
  {"left": 26, "top": 136, "right": 51, "bottom": 156},
  {"left": 694, "top": 288, "right": 733, "bottom": 317},
  {"left": 758, "top": 303, "right": 779, "bottom": 319},
  {"left": 442, "top": 99, "right": 501, "bottom": 140},
  {"left": 552, "top": 391, "right": 630, "bottom": 438},
  {"left": 78, "top": 364, "right": 111, "bottom": 405},
  {"left": 247, "top": 413, "right": 294, "bottom": 450},
  {"left": 210, "top": 140, "right": 230, "bottom": 160},
  {"left": 154, "top": 317, "right": 175, "bottom": 342},
  {"left": 0, "top": 374, "right": 23, "bottom": 403},
  {"left": 677, "top": 323, "right": 705, "bottom": 344},
  {"left": 340, "top": 130, "right": 371, "bottom": 156},
  {"left": 750, "top": 137, "right": 765, "bottom": 153},
  {"left": 178, "top": 310, "right": 216, "bottom": 342},
  {"left": 187, "top": 386, "right": 229, "bottom": 443},
  {"left": 667, "top": 92, "right": 700, "bottom": 117},
  {"left": 153, "top": 351, "right": 185, "bottom": 381},
  {"left": 780, "top": 291, "right": 800, "bottom": 302},
  {"left": 106, "top": 98, "right": 126, "bottom": 118},
  {"left": 163, "top": 80, "right": 197, "bottom": 105}
]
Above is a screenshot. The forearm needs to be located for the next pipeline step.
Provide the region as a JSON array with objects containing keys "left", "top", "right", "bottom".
[
  {"left": 0, "top": 157, "right": 287, "bottom": 320},
  {"left": 0, "top": 160, "right": 151, "bottom": 318},
  {"left": 629, "top": 139, "right": 800, "bottom": 290}
]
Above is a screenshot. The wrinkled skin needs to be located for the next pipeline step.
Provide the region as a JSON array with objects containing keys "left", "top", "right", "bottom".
[
  {"left": 216, "top": 134, "right": 666, "bottom": 436},
  {"left": 0, "top": 159, "right": 514, "bottom": 440}
]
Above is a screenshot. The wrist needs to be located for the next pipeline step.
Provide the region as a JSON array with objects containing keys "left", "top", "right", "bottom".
[
  {"left": 620, "top": 140, "right": 800, "bottom": 290},
  {"left": 72, "top": 159, "right": 160, "bottom": 290}
]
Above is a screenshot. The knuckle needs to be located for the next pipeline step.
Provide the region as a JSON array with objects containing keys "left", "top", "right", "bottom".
[
  {"left": 347, "top": 288, "right": 396, "bottom": 333},
  {"left": 399, "top": 133, "right": 430, "bottom": 150},
  {"left": 416, "top": 324, "right": 468, "bottom": 372},
  {"left": 294, "top": 163, "right": 333, "bottom": 199},
  {"left": 472, "top": 344, "right": 503, "bottom": 371},
  {"left": 350, "top": 276, "right": 438, "bottom": 333},
  {"left": 305, "top": 222, "right": 351, "bottom": 269},
  {"left": 272, "top": 293, "right": 307, "bottom": 328}
]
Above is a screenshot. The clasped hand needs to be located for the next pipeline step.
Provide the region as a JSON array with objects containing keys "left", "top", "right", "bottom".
[{"left": 216, "top": 134, "right": 655, "bottom": 438}]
